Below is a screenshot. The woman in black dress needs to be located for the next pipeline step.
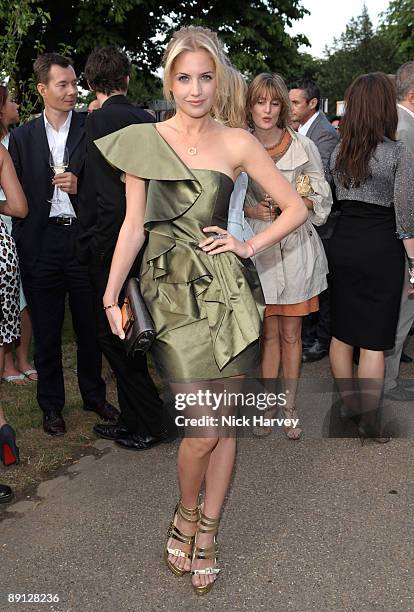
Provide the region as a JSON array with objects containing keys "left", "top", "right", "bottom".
[{"left": 329, "top": 73, "right": 414, "bottom": 438}]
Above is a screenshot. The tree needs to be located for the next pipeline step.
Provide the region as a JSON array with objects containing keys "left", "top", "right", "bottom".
[
  {"left": 312, "top": 6, "right": 401, "bottom": 114},
  {"left": 379, "top": 0, "right": 414, "bottom": 63},
  {"left": 0, "top": 0, "right": 50, "bottom": 119},
  {"left": 6, "top": 0, "right": 309, "bottom": 109}
]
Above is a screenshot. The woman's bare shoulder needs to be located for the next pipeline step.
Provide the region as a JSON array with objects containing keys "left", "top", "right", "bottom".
[{"left": 218, "top": 126, "right": 258, "bottom": 152}]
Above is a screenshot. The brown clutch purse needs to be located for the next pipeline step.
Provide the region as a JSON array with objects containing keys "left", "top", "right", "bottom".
[
  {"left": 121, "top": 277, "right": 156, "bottom": 356},
  {"left": 295, "top": 174, "right": 314, "bottom": 197}
]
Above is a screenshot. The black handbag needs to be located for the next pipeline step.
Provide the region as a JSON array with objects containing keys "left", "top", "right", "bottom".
[{"left": 121, "top": 277, "right": 156, "bottom": 356}]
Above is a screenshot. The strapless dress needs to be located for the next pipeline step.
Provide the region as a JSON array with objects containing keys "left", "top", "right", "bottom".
[{"left": 95, "top": 123, "right": 265, "bottom": 381}]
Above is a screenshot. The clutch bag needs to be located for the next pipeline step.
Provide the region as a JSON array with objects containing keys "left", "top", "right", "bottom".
[
  {"left": 121, "top": 277, "right": 156, "bottom": 356},
  {"left": 295, "top": 174, "right": 314, "bottom": 197}
]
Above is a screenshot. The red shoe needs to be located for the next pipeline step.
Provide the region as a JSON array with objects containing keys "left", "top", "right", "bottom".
[{"left": 0, "top": 424, "right": 20, "bottom": 466}]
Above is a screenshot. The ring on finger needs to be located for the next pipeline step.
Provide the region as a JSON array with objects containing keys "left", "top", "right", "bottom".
[{"left": 213, "top": 233, "right": 228, "bottom": 240}]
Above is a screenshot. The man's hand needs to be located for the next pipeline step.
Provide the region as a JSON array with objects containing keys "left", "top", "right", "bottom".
[{"left": 52, "top": 172, "right": 78, "bottom": 194}]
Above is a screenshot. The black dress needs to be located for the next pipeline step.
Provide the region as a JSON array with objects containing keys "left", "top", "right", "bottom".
[
  {"left": 329, "top": 201, "right": 404, "bottom": 350},
  {"left": 329, "top": 140, "right": 414, "bottom": 351}
]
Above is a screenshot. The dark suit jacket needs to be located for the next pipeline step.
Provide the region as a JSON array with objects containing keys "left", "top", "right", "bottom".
[
  {"left": 306, "top": 111, "right": 340, "bottom": 239},
  {"left": 77, "top": 95, "right": 154, "bottom": 266},
  {"left": 306, "top": 111, "right": 339, "bottom": 171},
  {"left": 8, "top": 111, "right": 86, "bottom": 268}
]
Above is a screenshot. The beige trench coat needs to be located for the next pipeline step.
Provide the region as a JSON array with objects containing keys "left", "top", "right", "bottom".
[{"left": 245, "top": 129, "right": 332, "bottom": 305}]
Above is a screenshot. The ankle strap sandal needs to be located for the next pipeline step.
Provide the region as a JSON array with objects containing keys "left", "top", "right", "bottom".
[
  {"left": 191, "top": 512, "right": 220, "bottom": 595},
  {"left": 164, "top": 501, "right": 200, "bottom": 577}
]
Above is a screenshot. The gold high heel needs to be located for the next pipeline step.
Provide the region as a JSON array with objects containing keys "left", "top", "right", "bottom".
[
  {"left": 164, "top": 501, "right": 200, "bottom": 577},
  {"left": 283, "top": 406, "right": 302, "bottom": 440},
  {"left": 191, "top": 512, "right": 220, "bottom": 596}
]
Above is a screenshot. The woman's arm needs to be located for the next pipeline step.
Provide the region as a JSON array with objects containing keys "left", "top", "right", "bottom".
[
  {"left": 298, "top": 138, "right": 333, "bottom": 226},
  {"left": 103, "top": 173, "right": 147, "bottom": 337},
  {"left": 0, "top": 146, "right": 27, "bottom": 218},
  {"left": 394, "top": 143, "right": 414, "bottom": 293},
  {"left": 201, "top": 130, "right": 307, "bottom": 257}
]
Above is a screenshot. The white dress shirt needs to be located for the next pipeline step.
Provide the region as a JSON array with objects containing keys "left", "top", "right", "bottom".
[
  {"left": 298, "top": 111, "right": 319, "bottom": 136},
  {"left": 397, "top": 103, "right": 414, "bottom": 120},
  {"left": 44, "top": 111, "right": 76, "bottom": 218}
]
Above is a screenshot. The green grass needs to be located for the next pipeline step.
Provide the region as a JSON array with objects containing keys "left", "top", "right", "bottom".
[{"left": 0, "top": 304, "right": 118, "bottom": 494}]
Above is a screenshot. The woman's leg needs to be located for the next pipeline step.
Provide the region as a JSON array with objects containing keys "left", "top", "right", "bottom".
[
  {"left": 279, "top": 315, "right": 303, "bottom": 438},
  {"left": 15, "top": 308, "right": 36, "bottom": 379},
  {"left": 261, "top": 315, "right": 281, "bottom": 379},
  {"left": 279, "top": 315, "right": 302, "bottom": 381},
  {"left": 330, "top": 337, "right": 354, "bottom": 378},
  {"left": 357, "top": 349, "right": 385, "bottom": 436},
  {"left": 190, "top": 377, "right": 242, "bottom": 590},
  {"left": 166, "top": 381, "right": 221, "bottom": 573},
  {"left": 2, "top": 344, "right": 29, "bottom": 384},
  {"left": 0, "top": 348, "right": 7, "bottom": 427},
  {"left": 358, "top": 349, "right": 384, "bottom": 379},
  {"left": 192, "top": 435, "right": 236, "bottom": 588},
  {"left": 330, "top": 337, "right": 360, "bottom": 419}
]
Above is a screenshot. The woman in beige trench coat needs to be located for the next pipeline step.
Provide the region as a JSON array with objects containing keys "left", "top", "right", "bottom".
[{"left": 245, "top": 73, "right": 332, "bottom": 438}]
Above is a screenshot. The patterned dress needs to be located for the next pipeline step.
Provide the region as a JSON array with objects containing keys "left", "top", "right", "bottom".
[
  {"left": 0, "top": 132, "right": 21, "bottom": 345},
  {"left": 0, "top": 216, "right": 20, "bottom": 346}
]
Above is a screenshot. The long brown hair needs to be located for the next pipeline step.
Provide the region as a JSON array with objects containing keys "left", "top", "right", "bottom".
[
  {"left": 0, "top": 85, "right": 9, "bottom": 140},
  {"left": 334, "top": 73, "right": 397, "bottom": 187}
]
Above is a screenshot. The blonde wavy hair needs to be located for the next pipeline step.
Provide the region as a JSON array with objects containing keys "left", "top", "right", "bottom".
[
  {"left": 163, "top": 26, "right": 230, "bottom": 120},
  {"left": 246, "top": 73, "right": 291, "bottom": 129},
  {"left": 216, "top": 65, "right": 247, "bottom": 128}
]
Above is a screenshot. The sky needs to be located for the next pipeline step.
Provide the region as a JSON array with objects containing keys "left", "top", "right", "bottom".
[{"left": 288, "top": 0, "right": 391, "bottom": 57}]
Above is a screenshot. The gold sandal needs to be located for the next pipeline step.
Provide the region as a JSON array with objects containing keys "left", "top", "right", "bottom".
[
  {"left": 164, "top": 501, "right": 200, "bottom": 577},
  {"left": 191, "top": 512, "right": 220, "bottom": 596},
  {"left": 283, "top": 406, "right": 302, "bottom": 440}
]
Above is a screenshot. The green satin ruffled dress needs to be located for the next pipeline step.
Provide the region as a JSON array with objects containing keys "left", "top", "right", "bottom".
[{"left": 95, "top": 123, "right": 264, "bottom": 381}]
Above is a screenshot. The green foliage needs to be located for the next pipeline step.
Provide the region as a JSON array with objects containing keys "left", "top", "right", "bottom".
[
  {"left": 127, "top": 66, "right": 163, "bottom": 105},
  {"left": 3, "top": 0, "right": 310, "bottom": 113},
  {"left": 0, "top": 0, "right": 50, "bottom": 120},
  {"left": 294, "top": 6, "right": 403, "bottom": 115},
  {"left": 379, "top": 0, "right": 414, "bottom": 62}
]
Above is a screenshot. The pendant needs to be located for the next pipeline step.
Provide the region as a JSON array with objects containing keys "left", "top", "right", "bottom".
[{"left": 188, "top": 146, "right": 197, "bottom": 156}]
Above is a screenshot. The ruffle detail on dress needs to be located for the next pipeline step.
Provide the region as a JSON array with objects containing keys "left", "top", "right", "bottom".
[
  {"left": 95, "top": 123, "right": 203, "bottom": 222},
  {"left": 143, "top": 234, "right": 264, "bottom": 370}
]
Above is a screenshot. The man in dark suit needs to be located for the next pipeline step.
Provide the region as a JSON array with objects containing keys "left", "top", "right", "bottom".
[
  {"left": 9, "top": 53, "right": 117, "bottom": 436},
  {"left": 77, "top": 46, "right": 169, "bottom": 450},
  {"left": 289, "top": 79, "right": 339, "bottom": 363}
]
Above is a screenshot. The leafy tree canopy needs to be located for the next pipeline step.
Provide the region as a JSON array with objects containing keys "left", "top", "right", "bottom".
[
  {"left": 1, "top": 0, "right": 310, "bottom": 112},
  {"left": 299, "top": 6, "right": 403, "bottom": 115},
  {"left": 379, "top": 0, "right": 414, "bottom": 62}
]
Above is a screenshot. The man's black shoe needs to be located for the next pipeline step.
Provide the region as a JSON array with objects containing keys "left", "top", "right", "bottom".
[
  {"left": 400, "top": 351, "right": 413, "bottom": 363},
  {"left": 0, "top": 484, "right": 13, "bottom": 503},
  {"left": 83, "top": 401, "right": 119, "bottom": 422},
  {"left": 302, "top": 340, "right": 329, "bottom": 363},
  {"left": 43, "top": 411, "right": 66, "bottom": 436},
  {"left": 93, "top": 423, "right": 130, "bottom": 440},
  {"left": 115, "top": 428, "right": 170, "bottom": 451}
]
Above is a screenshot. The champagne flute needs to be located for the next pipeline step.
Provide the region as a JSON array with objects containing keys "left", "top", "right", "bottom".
[
  {"left": 48, "top": 147, "right": 69, "bottom": 204},
  {"left": 264, "top": 193, "right": 274, "bottom": 218}
]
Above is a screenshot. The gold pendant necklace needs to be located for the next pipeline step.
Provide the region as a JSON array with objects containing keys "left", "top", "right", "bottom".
[{"left": 175, "top": 119, "right": 202, "bottom": 156}]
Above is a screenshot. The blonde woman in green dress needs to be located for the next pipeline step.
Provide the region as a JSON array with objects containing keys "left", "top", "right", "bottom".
[{"left": 97, "top": 26, "right": 307, "bottom": 595}]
